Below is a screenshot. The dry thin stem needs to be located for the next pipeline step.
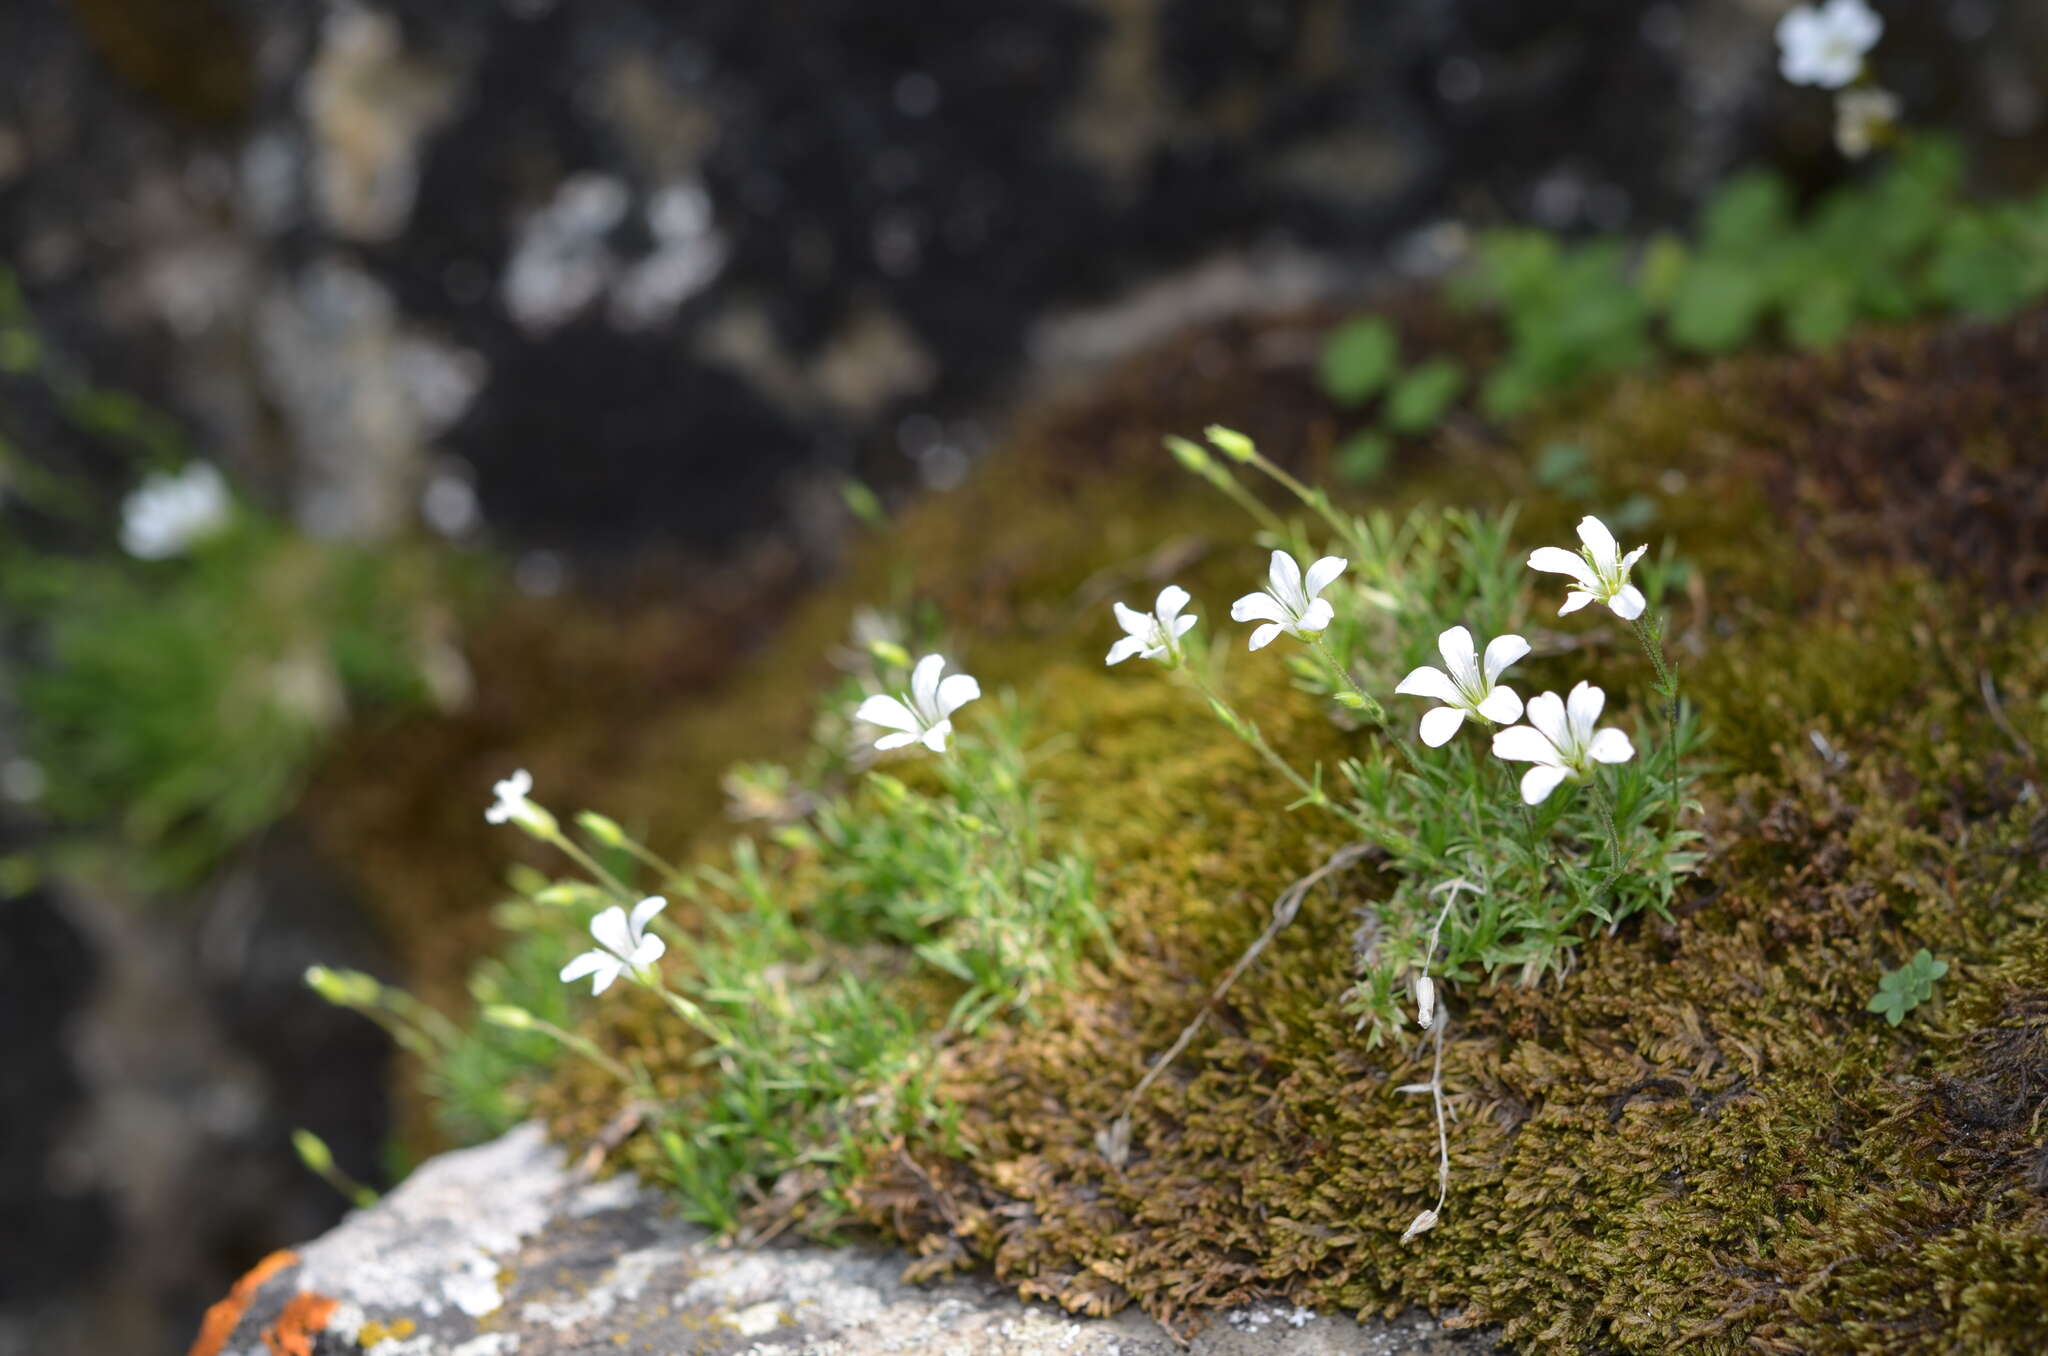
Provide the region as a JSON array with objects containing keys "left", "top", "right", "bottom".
[{"left": 1099, "top": 843, "right": 1371, "bottom": 1162}]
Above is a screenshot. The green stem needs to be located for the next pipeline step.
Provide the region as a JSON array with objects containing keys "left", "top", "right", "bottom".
[
  {"left": 545, "top": 830, "right": 640, "bottom": 904},
  {"left": 1184, "top": 666, "right": 1427, "bottom": 863},
  {"left": 529, "top": 1014, "right": 639, "bottom": 1086},
  {"left": 1628, "top": 614, "right": 1685, "bottom": 845}
]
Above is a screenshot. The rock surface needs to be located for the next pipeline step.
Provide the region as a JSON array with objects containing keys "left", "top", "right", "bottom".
[{"left": 196, "top": 1124, "right": 1492, "bottom": 1356}]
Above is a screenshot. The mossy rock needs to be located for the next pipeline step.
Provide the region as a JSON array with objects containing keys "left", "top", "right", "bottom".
[{"left": 313, "top": 305, "right": 2048, "bottom": 1349}]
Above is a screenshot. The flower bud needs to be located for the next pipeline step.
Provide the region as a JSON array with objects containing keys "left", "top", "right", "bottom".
[
  {"left": 482, "top": 1004, "right": 536, "bottom": 1031},
  {"left": 1401, "top": 1208, "right": 1439, "bottom": 1243},
  {"left": 1204, "top": 424, "right": 1258, "bottom": 463},
  {"left": 576, "top": 810, "right": 627, "bottom": 848},
  {"left": 868, "top": 638, "right": 913, "bottom": 670},
  {"left": 1164, "top": 435, "right": 1213, "bottom": 475},
  {"left": 1414, "top": 974, "right": 1437, "bottom": 1031},
  {"left": 292, "top": 1128, "right": 335, "bottom": 1176},
  {"left": 304, "top": 965, "right": 380, "bottom": 1008}
]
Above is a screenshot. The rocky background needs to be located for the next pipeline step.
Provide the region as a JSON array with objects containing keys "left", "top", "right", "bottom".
[{"left": 1, "top": 2, "right": 2045, "bottom": 1354}]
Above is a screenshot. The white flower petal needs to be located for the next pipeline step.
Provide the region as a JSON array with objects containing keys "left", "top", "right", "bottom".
[
  {"left": 1524, "top": 690, "right": 1569, "bottom": 750},
  {"left": 855, "top": 694, "right": 919, "bottom": 732},
  {"left": 1112, "top": 600, "right": 1152, "bottom": 638},
  {"left": 1303, "top": 556, "right": 1347, "bottom": 600},
  {"left": 1558, "top": 590, "right": 1594, "bottom": 616},
  {"left": 919, "top": 720, "right": 953, "bottom": 753},
  {"left": 1476, "top": 685, "right": 1524, "bottom": 725},
  {"left": 1528, "top": 546, "right": 1598, "bottom": 587},
  {"left": 910, "top": 654, "right": 947, "bottom": 716},
  {"left": 1588, "top": 727, "right": 1635, "bottom": 764},
  {"left": 1267, "top": 550, "right": 1305, "bottom": 609},
  {"left": 1106, "top": 635, "right": 1147, "bottom": 666},
  {"left": 1419, "top": 705, "right": 1468, "bottom": 748},
  {"left": 1519, "top": 763, "right": 1571, "bottom": 805},
  {"left": 1481, "top": 633, "right": 1531, "bottom": 686},
  {"left": 1565, "top": 682, "right": 1606, "bottom": 749},
  {"left": 1170, "top": 612, "right": 1198, "bottom": 639},
  {"left": 1436, "top": 626, "right": 1479, "bottom": 693},
  {"left": 560, "top": 951, "right": 611, "bottom": 985},
  {"left": 1154, "top": 585, "right": 1190, "bottom": 622},
  {"left": 589, "top": 963, "right": 621, "bottom": 996},
  {"left": 1577, "top": 516, "right": 1619, "bottom": 573},
  {"left": 1248, "top": 622, "right": 1282, "bottom": 651},
  {"left": 1609, "top": 585, "right": 1647, "bottom": 620},
  {"left": 1491, "top": 723, "right": 1560, "bottom": 766},
  {"left": 936, "top": 673, "right": 981, "bottom": 717},
  {"left": 628, "top": 895, "right": 667, "bottom": 940},
  {"left": 630, "top": 934, "right": 667, "bottom": 968},
  {"left": 1296, "top": 598, "right": 1334, "bottom": 635},
  {"left": 1395, "top": 665, "right": 1461, "bottom": 704},
  {"left": 1231, "top": 590, "right": 1288, "bottom": 624},
  {"left": 589, "top": 905, "right": 633, "bottom": 958},
  {"left": 873, "top": 730, "right": 920, "bottom": 751}
]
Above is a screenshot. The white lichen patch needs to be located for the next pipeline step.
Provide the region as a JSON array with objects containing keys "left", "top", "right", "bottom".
[{"left": 295, "top": 1123, "right": 559, "bottom": 1319}]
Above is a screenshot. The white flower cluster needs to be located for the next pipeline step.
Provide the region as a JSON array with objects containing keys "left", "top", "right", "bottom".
[
  {"left": 1097, "top": 516, "right": 1647, "bottom": 806},
  {"left": 120, "top": 462, "right": 233, "bottom": 560},
  {"left": 1775, "top": 0, "right": 1897, "bottom": 160}
]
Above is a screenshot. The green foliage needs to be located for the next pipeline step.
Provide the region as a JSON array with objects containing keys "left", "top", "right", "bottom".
[
  {"left": 0, "top": 265, "right": 468, "bottom": 887},
  {"left": 1321, "top": 137, "right": 2048, "bottom": 424},
  {"left": 1382, "top": 357, "right": 1466, "bottom": 435},
  {"left": 399, "top": 687, "right": 1103, "bottom": 1232},
  {"left": 1317, "top": 316, "right": 1400, "bottom": 406},
  {"left": 1866, "top": 948, "right": 1948, "bottom": 1027}
]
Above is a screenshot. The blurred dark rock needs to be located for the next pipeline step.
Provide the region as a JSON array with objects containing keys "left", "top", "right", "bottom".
[
  {"left": 0, "top": 830, "right": 393, "bottom": 1356},
  {"left": 4, "top": 0, "right": 2044, "bottom": 560}
]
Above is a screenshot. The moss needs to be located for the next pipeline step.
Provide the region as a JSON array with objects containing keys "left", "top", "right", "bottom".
[{"left": 315, "top": 301, "right": 2048, "bottom": 1345}]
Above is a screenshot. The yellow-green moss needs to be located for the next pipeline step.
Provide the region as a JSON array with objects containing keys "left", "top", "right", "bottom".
[{"left": 317, "top": 302, "right": 2048, "bottom": 1347}]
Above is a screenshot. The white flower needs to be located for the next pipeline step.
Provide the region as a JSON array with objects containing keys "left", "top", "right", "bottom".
[
  {"left": 1401, "top": 1208, "right": 1440, "bottom": 1243},
  {"left": 559, "top": 896, "right": 667, "bottom": 995},
  {"left": 1414, "top": 974, "right": 1438, "bottom": 1031},
  {"left": 120, "top": 462, "right": 232, "bottom": 559},
  {"left": 855, "top": 653, "right": 981, "bottom": 753},
  {"left": 1395, "top": 625, "right": 1529, "bottom": 747},
  {"left": 1106, "top": 585, "right": 1198, "bottom": 666},
  {"left": 1230, "top": 550, "right": 1347, "bottom": 650},
  {"left": 1490, "top": 682, "right": 1636, "bottom": 805},
  {"left": 1777, "top": 0, "right": 1882, "bottom": 90},
  {"left": 484, "top": 768, "right": 557, "bottom": 836},
  {"left": 1527, "top": 515, "right": 1648, "bottom": 620},
  {"left": 1834, "top": 86, "right": 1900, "bottom": 158}
]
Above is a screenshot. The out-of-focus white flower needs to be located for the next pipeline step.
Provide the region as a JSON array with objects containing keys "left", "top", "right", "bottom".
[
  {"left": 559, "top": 896, "right": 667, "bottom": 995},
  {"left": 1106, "top": 585, "right": 1198, "bottom": 666},
  {"left": 1777, "top": 0, "right": 1882, "bottom": 89},
  {"left": 120, "top": 463, "right": 232, "bottom": 559},
  {"left": 1231, "top": 549, "right": 1346, "bottom": 650},
  {"left": 1414, "top": 974, "right": 1438, "bottom": 1031},
  {"left": 1834, "top": 86, "right": 1900, "bottom": 158},
  {"left": 1527, "top": 515, "right": 1648, "bottom": 620},
  {"left": 1395, "top": 625, "right": 1530, "bottom": 747},
  {"left": 1490, "top": 682, "right": 1636, "bottom": 805},
  {"left": 855, "top": 653, "right": 981, "bottom": 753},
  {"left": 1401, "top": 1208, "right": 1440, "bottom": 1243},
  {"left": 485, "top": 768, "right": 557, "bottom": 836}
]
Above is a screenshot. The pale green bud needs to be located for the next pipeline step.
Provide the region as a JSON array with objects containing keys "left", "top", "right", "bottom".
[
  {"left": 292, "top": 1128, "right": 335, "bottom": 1175},
  {"left": 304, "top": 965, "right": 380, "bottom": 1008},
  {"left": 576, "top": 810, "right": 627, "bottom": 848},
  {"left": 482, "top": 1004, "right": 536, "bottom": 1031},
  {"left": 1204, "top": 424, "right": 1257, "bottom": 463},
  {"left": 868, "top": 638, "right": 913, "bottom": 669}
]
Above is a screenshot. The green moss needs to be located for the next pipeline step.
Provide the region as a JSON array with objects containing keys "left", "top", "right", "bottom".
[{"left": 319, "top": 300, "right": 2048, "bottom": 1346}]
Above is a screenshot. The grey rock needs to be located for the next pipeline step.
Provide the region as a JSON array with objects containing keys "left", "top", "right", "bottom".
[{"left": 211, "top": 1124, "right": 1491, "bottom": 1356}]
